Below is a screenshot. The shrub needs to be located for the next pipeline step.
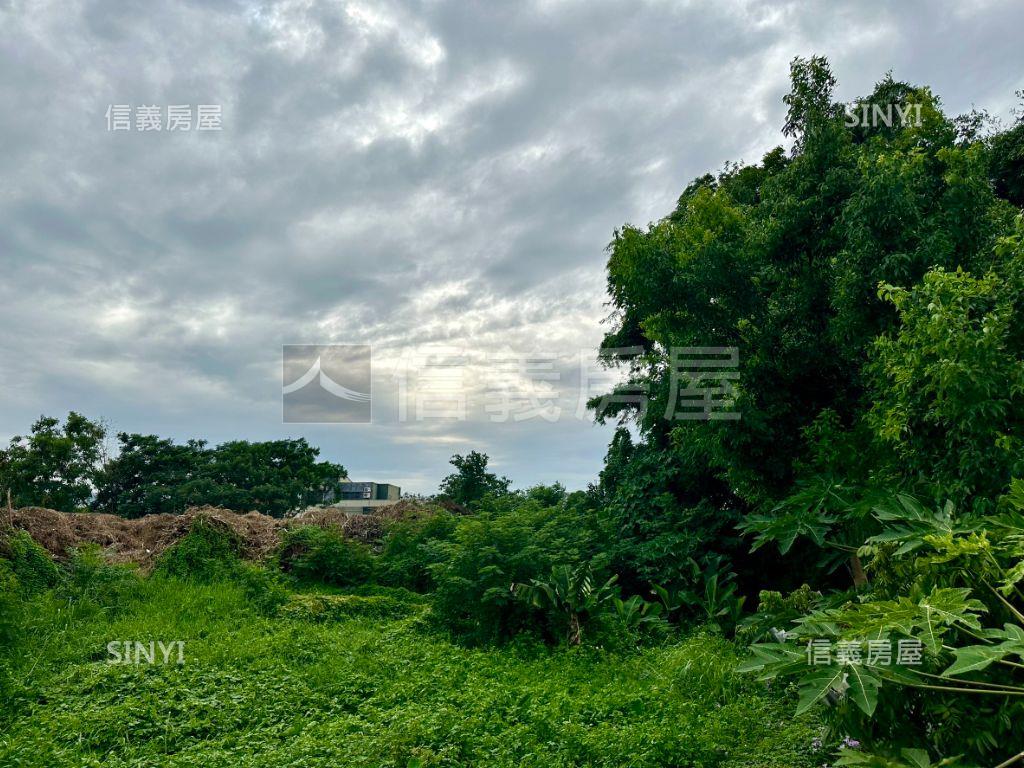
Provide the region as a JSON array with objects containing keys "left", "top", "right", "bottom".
[
  {"left": 278, "top": 592, "right": 418, "bottom": 622},
  {"left": 0, "top": 530, "right": 60, "bottom": 594},
  {"left": 429, "top": 501, "right": 595, "bottom": 643},
  {"left": 376, "top": 512, "right": 457, "bottom": 591},
  {"left": 514, "top": 562, "right": 620, "bottom": 645},
  {"left": 0, "top": 534, "right": 58, "bottom": 721},
  {"left": 65, "top": 544, "right": 141, "bottom": 609},
  {"left": 737, "top": 584, "right": 824, "bottom": 643},
  {"left": 154, "top": 517, "right": 242, "bottom": 582},
  {"left": 0, "top": 559, "right": 21, "bottom": 649},
  {"left": 277, "top": 526, "right": 374, "bottom": 587},
  {"left": 605, "top": 594, "right": 670, "bottom": 648},
  {"left": 234, "top": 561, "right": 289, "bottom": 615},
  {"left": 740, "top": 489, "right": 1024, "bottom": 766}
]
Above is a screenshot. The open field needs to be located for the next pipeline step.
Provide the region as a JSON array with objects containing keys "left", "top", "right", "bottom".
[{"left": 1, "top": 575, "right": 819, "bottom": 768}]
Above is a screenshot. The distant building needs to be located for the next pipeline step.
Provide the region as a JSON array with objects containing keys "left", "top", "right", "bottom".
[{"left": 321, "top": 477, "right": 400, "bottom": 513}]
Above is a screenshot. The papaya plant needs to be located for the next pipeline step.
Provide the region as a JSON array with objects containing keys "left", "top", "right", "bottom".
[{"left": 740, "top": 487, "right": 1024, "bottom": 766}]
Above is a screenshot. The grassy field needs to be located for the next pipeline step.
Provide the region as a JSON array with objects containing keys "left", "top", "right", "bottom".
[{"left": 0, "top": 576, "right": 820, "bottom": 768}]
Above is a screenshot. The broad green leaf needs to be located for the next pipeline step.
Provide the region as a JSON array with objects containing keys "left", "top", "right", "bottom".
[
  {"left": 942, "top": 645, "right": 1003, "bottom": 676},
  {"left": 1002, "top": 623, "right": 1024, "bottom": 642},
  {"left": 736, "top": 643, "right": 806, "bottom": 678},
  {"left": 844, "top": 598, "right": 919, "bottom": 638},
  {"left": 942, "top": 639, "right": 1024, "bottom": 676},
  {"left": 917, "top": 588, "right": 986, "bottom": 651},
  {"left": 796, "top": 666, "right": 846, "bottom": 715},
  {"left": 845, "top": 663, "right": 881, "bottom": 715}
]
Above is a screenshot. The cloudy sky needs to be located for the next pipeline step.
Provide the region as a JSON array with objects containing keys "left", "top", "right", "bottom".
[{"left": 1, "top": 0, "right": 1021, "bottom": 493}]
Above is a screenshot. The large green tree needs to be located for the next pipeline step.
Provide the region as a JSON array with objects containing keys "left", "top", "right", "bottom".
[
  {"left": 0, "top": 413, "right": 106, "bottom": 511},
  {"left": 591, "top": 56, "right": 1021, "bottom": 589},
  {"left": 437, "top": 451, "right": 510, "bottom": 508}
]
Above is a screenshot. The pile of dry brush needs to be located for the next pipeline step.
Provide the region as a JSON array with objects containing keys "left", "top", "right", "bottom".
[{"left": 5, "top": 498, "right": 444, "bottom": 570}]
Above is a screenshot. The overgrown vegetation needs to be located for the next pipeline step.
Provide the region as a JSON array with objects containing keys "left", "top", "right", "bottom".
[
  {"left": 585, "top": 56, "right": 1024, "bottom": 766},
  {"left": 0, "top": 532, "right": 822, "bottom": 767},
  {"left": 277, "top": 525, "right": 375, "bottom": 587}
]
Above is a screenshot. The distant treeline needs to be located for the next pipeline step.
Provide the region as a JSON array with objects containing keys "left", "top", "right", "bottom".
[{"left": 0, "top": 413, "right": 345, "bottom": 518}]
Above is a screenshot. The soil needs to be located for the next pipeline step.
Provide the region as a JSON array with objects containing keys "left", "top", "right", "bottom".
[{"left": 5, "top": 500, "right": 442, "bottom": 568}]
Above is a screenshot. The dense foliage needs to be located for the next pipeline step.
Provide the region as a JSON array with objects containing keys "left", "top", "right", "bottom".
[
  {"left": 436, "top": 450, "right": 512, "bottom": 508},
  {"left": 277, "top": 525, "right": 375, "bottom": 587},
  {"left": 585, "top": 55, "right": 1024, "bottom": 765},
  {"left": 428, "top": 495, "right": 598, "bottom": 644},
  {"left": 94, "top": 433, "right": 346, "bottom": 517},
  {"left": 0, "top": 413, "right": 106, "bottom": 511}
]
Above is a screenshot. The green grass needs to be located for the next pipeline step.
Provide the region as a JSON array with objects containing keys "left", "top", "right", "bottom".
[{"left": 0, "top": 577, "right": 820, "bottom": 767}]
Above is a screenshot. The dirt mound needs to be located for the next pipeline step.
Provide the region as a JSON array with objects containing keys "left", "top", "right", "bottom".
[
  {"left": 151, "top": 506, "right": 285, "bottom": 563},
  {"left": 289, "top": 508, "right": 387, "bottom": 544},
  {"left": 6, "top": 499, "right": 442, "bottom": 566},
  {"left": 7, "top": 505, "right": 286, "bottom": 569},
  {"left": 373, "top": 498, "right": 446, "bottom": 522},
  {"left": 289, "top": 499, "right": 443, "bottom": 546}
]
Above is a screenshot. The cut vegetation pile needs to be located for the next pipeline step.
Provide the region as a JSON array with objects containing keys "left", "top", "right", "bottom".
[
  {"left": 292, "top": 498, "right": 446, "bottom": 547},
  {"left": 7, "top": 500, "right": 441, "bottom": 568}
]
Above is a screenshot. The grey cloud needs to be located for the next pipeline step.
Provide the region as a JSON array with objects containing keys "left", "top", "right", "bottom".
[{"left": 1, "top": 0, "right": 1022, "bottom": 491}]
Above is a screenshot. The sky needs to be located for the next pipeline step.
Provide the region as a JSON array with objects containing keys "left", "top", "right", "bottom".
[{"left": 1, "top": 0, "right": 1022, "bottom": 494}]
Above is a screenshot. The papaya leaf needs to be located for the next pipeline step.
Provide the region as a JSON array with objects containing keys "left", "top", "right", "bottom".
[
  {"left": 941, "top": 639, "right": 1024, "bottom": 676},
  {"left": 845, "top": 663, "right": 881, "bottom": 715},
  {"left": 900, "top": 748, "right": 933, "bottom": 768},
  {"left": 917, "top": 588, "right": 986, "bottom": 652},
  {"left": 796, "top": 666, "right": 847, "bottom": 715}
]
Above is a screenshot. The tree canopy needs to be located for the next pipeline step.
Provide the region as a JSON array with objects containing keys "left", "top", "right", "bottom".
[
  {"left": 437, "top": 451, "right": 511, "bottom": 508},
  {"left": 0, "top": 416, "right": 345, "bottom": 518},
  {"left": 590, "top": 56, "right": 1024, "bottom": 591}
]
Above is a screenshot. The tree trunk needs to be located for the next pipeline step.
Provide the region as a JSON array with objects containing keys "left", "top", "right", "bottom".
[
  {"left": 850, "top": 554, "right": 868, "bottom": 588},
  {"left": 567, "top": 613, "right": 582, "bottom": 645}
]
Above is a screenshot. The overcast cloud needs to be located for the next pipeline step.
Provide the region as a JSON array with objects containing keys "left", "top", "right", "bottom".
[{"left": 1, "top": 0, "right": 1022, "bottom": 493}]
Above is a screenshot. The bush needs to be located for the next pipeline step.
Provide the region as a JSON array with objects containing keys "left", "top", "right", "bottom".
[
  {"left": 429, "top": 501, "right": 596, "bottom": 643},
  {"left": 0, "top": 530, "right": 60, "bottom": 594},
  {"left": 0, "top": 559, "right": 21, "bottom": 649},
  {"left": 514, "top": 562, "right": 621, "bottom": 645},
  {"left": 0, "top": 533, "right": 59, "bottom": 721},
  {"left": 64, "top": 544, "right": 141, "bottom": 610},
  {"left": 277, "top": 526, "right": 374, "bottom": 587},
  {"left": 234, "top": 561, "right": 289, "bottom": 616},
  {"left": 278, "top": 592, "right": 419, "bottom": 622},
  {"left": 376, "top": 512, "right": 457, "bottom": 591},
  {"left": 154, "top": 517, "right": 243, "bottom": 582}
]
